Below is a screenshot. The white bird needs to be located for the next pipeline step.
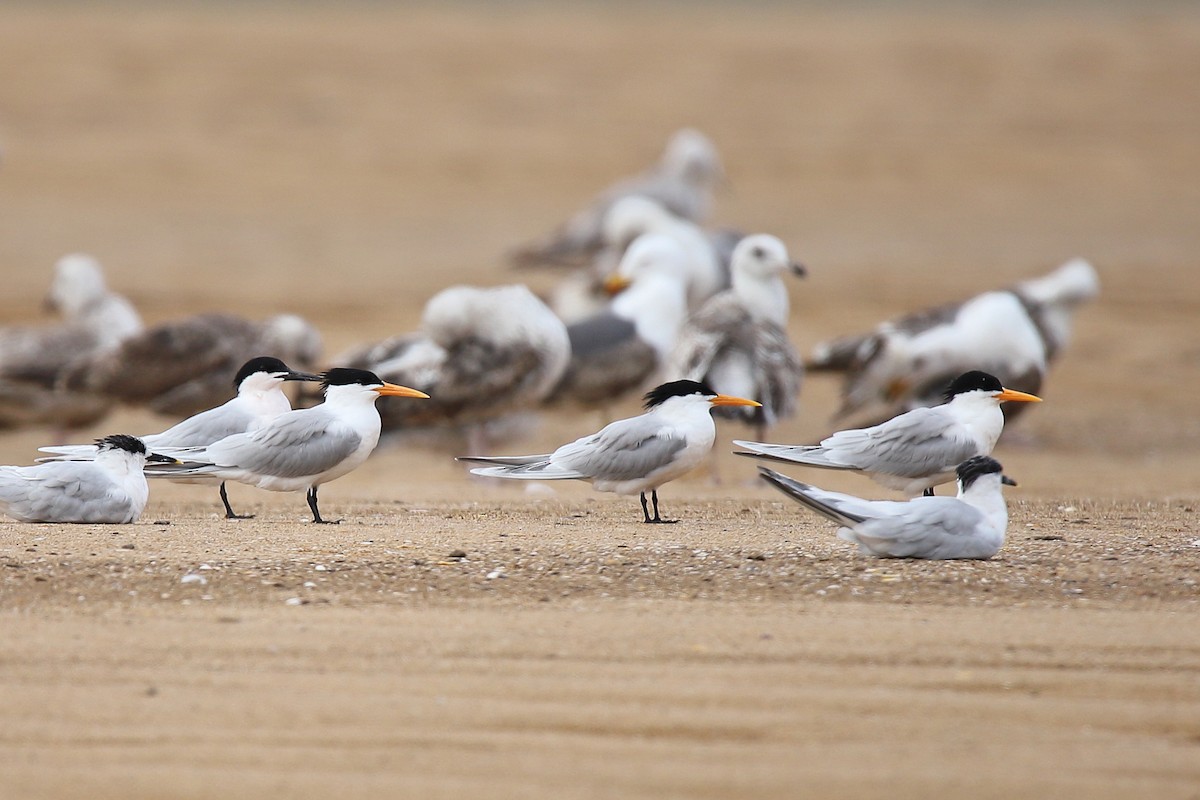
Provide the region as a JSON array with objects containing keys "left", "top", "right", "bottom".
[
  {"left": 758, "top": 456, "right": 1016, "bottom": 560},
  {"left": 0, "top": 434, "right": 176, "bottom": 524},
  {"left": 145, "top": 368, "right": 428, "bottom": 523},
  {"left": 461, "top": 379, "right": 760, "bottom": 523},
  {"left": 59, "top": 312, "right": 322, "bottom": 418},
  {"left": 600, "top": 195, "right": 726, "bottom": 309},
  {"left": 545, "top": 195, "right": 729, "bottom": 325},
  {"left": 509, "top": 128, "right": 724, "bottom": 268},
  {"left": 546, "top": 234, "right": 693, "bottom": 410},
  {"left": 671, "top": 234, "right": 806, "bottom": 440},
  {"left": 808, "top": 258, "right": 1099, "bottom": 425},
  {"left": 0, "top": 253, "right": 143, "bottom": 433},
  {"left": 39, "top": 356, "right": 321, "bottom": 519},
  {"left": 336, "top": 285, "right": 570, "bottom": 449},
  {"left": 735, "top": 371, "right": 1040, "bottom": 497}
]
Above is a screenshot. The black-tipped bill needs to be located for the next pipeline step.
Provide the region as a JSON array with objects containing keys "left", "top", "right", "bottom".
[
  {"left": 1001, "top": 475, "right": 1018, "bottom": 487},
  {"left": 147, "top": 452, "right": 181, "bottom": 464},
  {"left": 284, "top": 370, "right": 323, "bottom": 383}
]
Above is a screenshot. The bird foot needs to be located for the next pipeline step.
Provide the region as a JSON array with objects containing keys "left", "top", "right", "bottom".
[
  {"left": 643, "top": 517, "right": 679, "bottom": 525},
  {"left": 224, "top": 512, "right": 256, "bottom": 520},
  {"left": 312, "top": 518, "right": 342, "bottom": 525}
]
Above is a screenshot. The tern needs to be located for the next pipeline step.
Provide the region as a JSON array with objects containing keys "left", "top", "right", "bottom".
[
  {"left": 461, "top": 379, "right": 760, "bottom": 523},
  {"left": 0, "top": 434, "right": 176, "bottom": 524},
  {"left": 509, "top": 128, "right": 724, "bottom": 268},
  {"left": 671, "top": 233, "right": 806, "bottom": 441},
  {"left": 808, "top": 258, "right": 1098, "bottom": 425},
  {"left": 735, "top": 371, "right": 1040, "bottom": 497},
  {"left": 758, "top": 456, "right": 1017, "bottom": 560},
  {"left": 39, "top": 356, "right": 322, "bottom": 518},
  {"left": 145, "top": 368, "right": 428, "bottom": 523}
]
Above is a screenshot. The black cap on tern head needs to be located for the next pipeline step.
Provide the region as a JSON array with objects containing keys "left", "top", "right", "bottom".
[
  {"left": 233, "top": 356, "right": 291, "bottom": 389},
  {"left": 943, "top": 370, "right": 1004, "bottom": 402},
  {"left": 321, "top": 367, "right": 384, "bottom": 390},
  {"left": 95, "top": 434, "right": 147, "bottom": 455},
  {"left": 643, "top": 379, "right": 717, "bottom": 409},
  {"left": 955, "top": 455, "right": 1008, "bottom": 490}
]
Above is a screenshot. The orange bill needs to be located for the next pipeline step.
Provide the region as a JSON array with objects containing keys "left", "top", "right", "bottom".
[
  {"left": 997, "top": 388, "right": 1042, "bottom": 403},
  {"left": 602, "top": 274, "right": 632, "bottom": 295},
  {"left": 375, "top": 383, "right": 430, "bottom": 399},
  {"left": 710, "top": 394, "right": 762, "bottom": 408}
]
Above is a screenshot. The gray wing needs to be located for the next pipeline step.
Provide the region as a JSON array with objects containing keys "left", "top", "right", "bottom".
[
  {"left": 552, "top": 416, "right": 686, "bottom": 482},
  {"left": 0, "top": 463, "right": 134, "bottom": 523},
  {"left": 822, "top": 406, "right": 980, "bottom": 478},
  {"left": 850, "top": 499, "right": 991, "bottom": 559},
  {"left": 145, "top": 402, "right": 257, "bottom": 448},
  {"left": 546, "top": 313, "right": 658, "bottom": 406},
  {"left": 757, "top": 467, "right": 872, "bottom": 527},
  {"left": 206, "top": 410, "right": 361, "bottom": 479}
]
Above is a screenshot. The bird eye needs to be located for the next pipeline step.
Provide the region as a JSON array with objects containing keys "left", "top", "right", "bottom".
[{"left": 752, "top": 247, "right": 765, "bottom": 259}]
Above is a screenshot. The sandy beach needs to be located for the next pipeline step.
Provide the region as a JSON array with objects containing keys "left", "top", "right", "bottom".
[{"left": 0, "top": 3, "right": 1198, "bottom": 797}]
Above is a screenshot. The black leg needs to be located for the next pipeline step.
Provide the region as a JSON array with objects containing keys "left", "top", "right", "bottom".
[
  {"left": 220, "top": 482, "right": 254, "bottom": 519},
  {"left": 646, "top": 489, "right": 678, "bottom": 524},
  {"left": 639, "top": 491, "right": 653, "bottom": 524},
  {"left": 923, "top": 487, "right": 935, "bottom": 497},
  {"left": 307, "top": 486, "right": 340, "bottom": 524}
]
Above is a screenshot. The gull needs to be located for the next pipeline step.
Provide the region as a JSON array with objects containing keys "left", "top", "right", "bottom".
[
  {"left": 599, "top": 195, "right": 726, "bottom": 309},
  {"left": 145, "top": 368, "right": 428, "bottom": 523},
  {"left": 735, "top": 371, "right": 1040, "bottom": 497},
  {"left": 39, "top": 357, "right": 321, "bottom": 519},
  {"left": 460, "top": 379, "right": 760, "bottom": 523},
  {"left": 671, "top": 234, "right": 806, "bottom": 441},
  {"left": 0, "top": 434, "right": 176, "bottom": 524},
  {"left": 336, "top": 285, "right": 570, "bottom": 449},
  {"left": 545, "top": 195, "right": 728, "bottom": 325},
  {"left": 545, "top": 234, "right": 691, "bottom": 411},
  {"left": 808, "top": 258, "right": 1099, "bottom": 425},
  {"left": 758, "top": 456, "right": 1016, "bottom": 559},
  {"left": 0, "top": 253, "right": 143, "bottom": 433},
  {"left": 59, "top": 311, "right": 322, "bottom": 418},
  {"left": 509, "top": 128, "right": 724, "bottom": 268}
]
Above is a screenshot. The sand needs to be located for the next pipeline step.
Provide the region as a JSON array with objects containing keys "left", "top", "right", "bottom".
[{"left": 0, "top": 3, "right": 1198, "bottom": 798}]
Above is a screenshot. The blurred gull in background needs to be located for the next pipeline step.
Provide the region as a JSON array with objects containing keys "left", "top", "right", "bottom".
[
  {"left": 59, "top": 311, "right": 322, "bottom": 419},
  {"left": 336, "top": 284, "right": 570, "bottom": 453},
  {"left": 508, "top": 128, "right": 724, "bottom": 270},
  {"left": 808, "top": 258, "right": 1099, "bottom": 426},
  {"left": 0, "top": 254, "right": 143, "bottom": 435},
  {"left": 671, "top": 233, "right": 806, "bottom": 443}
]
